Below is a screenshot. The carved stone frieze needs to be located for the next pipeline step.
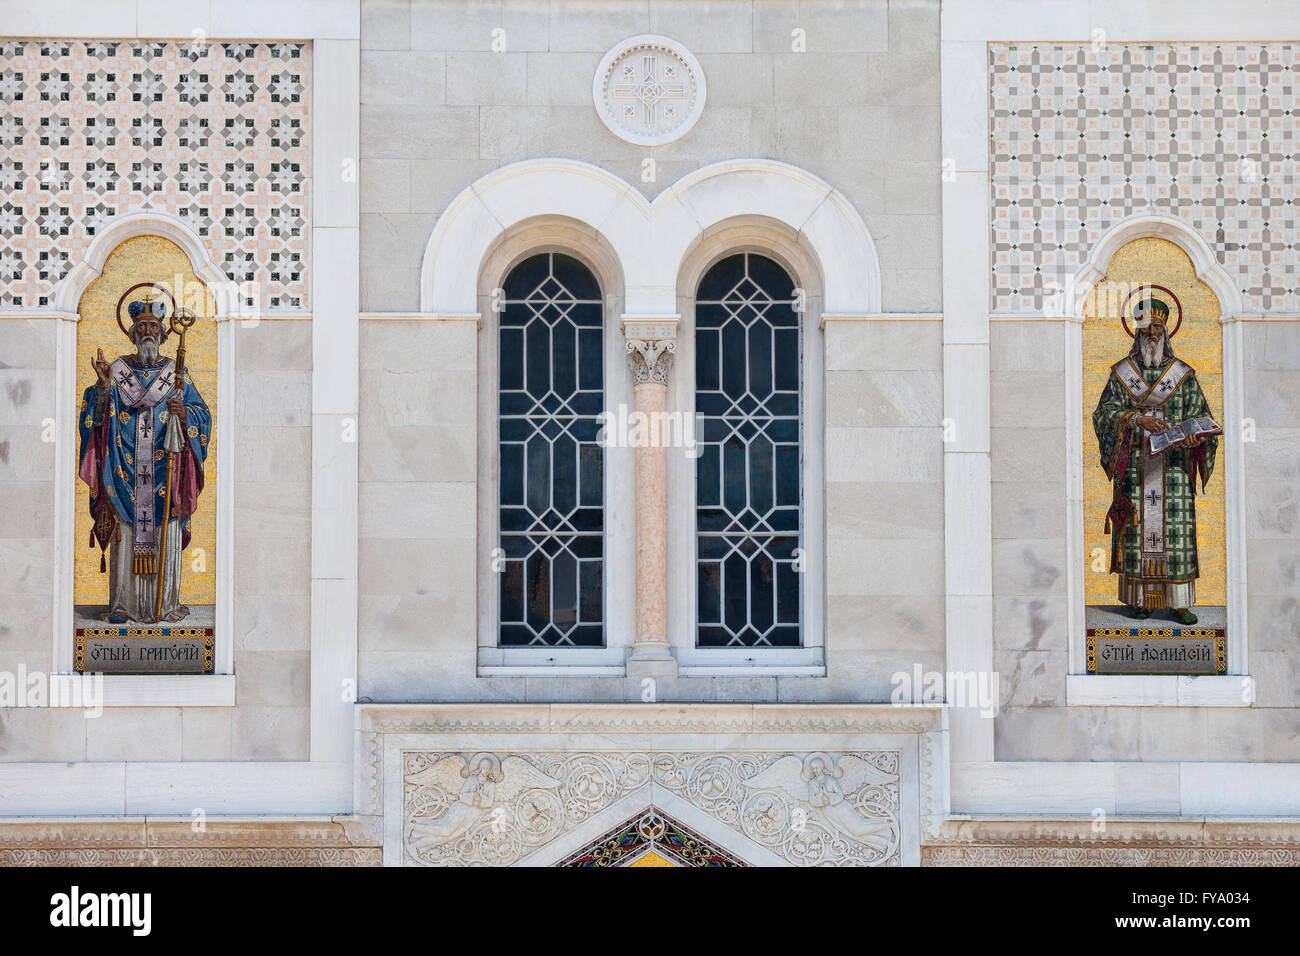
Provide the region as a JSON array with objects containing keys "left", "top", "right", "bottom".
[{"left": 402, "top": 750, "right": 902, "bottom": 868}]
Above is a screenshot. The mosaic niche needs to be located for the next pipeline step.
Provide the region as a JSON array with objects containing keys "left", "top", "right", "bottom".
[
  {"left": 0, "top": 39, "right": 310, "bottom": 309},
  {"left": 991, "top": 44, "right": 1300, "bottom": 313},
  {"left": 1083, "top": 237, "right": 1226, "bottom": 673},
  {"left": 75, "top": 235, "right": 217, "bottom": 674}
]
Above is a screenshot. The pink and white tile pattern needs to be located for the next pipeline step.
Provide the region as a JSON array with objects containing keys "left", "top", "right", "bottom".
[
  {"left": 991, "top": 44, "right": 1299, "bottom": 313},
  {"left": 0, "top": 39, "right": 310, "bottom": 309}
]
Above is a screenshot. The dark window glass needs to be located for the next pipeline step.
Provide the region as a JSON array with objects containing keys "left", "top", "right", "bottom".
[
  {"left": 695, "top": 253, "right": 801, "bottom": 647},
  {"left": 498, "top": 253, "right": 604, "bottom": 647}
]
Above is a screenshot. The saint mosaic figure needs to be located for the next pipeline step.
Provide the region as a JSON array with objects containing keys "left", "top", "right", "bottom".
[
  {"left": 79, "top": 288, "right": 211, "bottom": 624},
  {"left": 1092, "top": 293, "right": 1220, "bottom": 625}
]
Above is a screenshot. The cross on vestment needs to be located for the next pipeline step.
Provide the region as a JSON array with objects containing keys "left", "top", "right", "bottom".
[
  {"left": 1146, "top": 489, "right": 1162, "bottom": 506},
  {"left": 115, "top": 368, "right": 136, "bottom": 388},
  {"left": 1158, "top": 378, "right": 1174, "bottom": 393},
  {"left": 1147, "top": 532, "right": 1161, "bottom": 549},
  {"left": 155, "top": 369, "right": 175, "bottom": 390},
  {"left": 138, "top": 513, "right": 151, "bottom": 532}
]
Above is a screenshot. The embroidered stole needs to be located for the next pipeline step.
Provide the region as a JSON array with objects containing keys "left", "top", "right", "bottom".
[
  {"left": 1110, "top": 357, "right": 1192, "bottom": 605},
  {"left": 109, "top": 357, "right": 178, "bottom": 575}
]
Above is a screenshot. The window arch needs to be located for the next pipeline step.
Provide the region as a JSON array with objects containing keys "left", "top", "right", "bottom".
[
  {"left": 694, "top": 252, "right": 802, "bottom": 647},
  {"left": 496, "top": 252, "right": 605, "bottom": 647}
]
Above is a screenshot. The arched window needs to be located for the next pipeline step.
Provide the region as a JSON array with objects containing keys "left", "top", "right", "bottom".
[
  {"left": 694, "top": 252, "right": 801, "bottom": 647},
  {"left": 497, "top": 252, "right": 605, "bottom": 646}
]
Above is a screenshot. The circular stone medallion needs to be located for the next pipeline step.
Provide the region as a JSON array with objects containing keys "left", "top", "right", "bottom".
[{"left": 592, "top": 34, "right": 707, "bottom": 147}]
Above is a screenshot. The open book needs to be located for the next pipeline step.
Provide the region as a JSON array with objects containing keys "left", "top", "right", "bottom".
[{"left": 1148, "top": 416, "right": 1223, "bottom": 456}]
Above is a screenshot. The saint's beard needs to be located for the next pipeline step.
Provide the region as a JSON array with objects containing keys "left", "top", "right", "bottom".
[
  {"left": 1135, "top": 329, "right": 1171, "bottom": 368},
  {"left": 135, "top": 334, "right": 161, "bottom": 365}
]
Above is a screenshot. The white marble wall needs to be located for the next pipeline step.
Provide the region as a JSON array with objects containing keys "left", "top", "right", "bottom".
[
  {"left": 230, "top": 321, "right": 313, "bottom": 759},
  {"left": 356, "top": 315, "right": 946, "bottom": 701},
  {"left": 357, "top": 319, "right": 493, "bottom": 699},
  {"left": 989, "top": 322, "right": 1300, "bottom": 762},
  {"left": 807, "top": 320, "right": 947, "bottom": 699},
  {"left": 359, "top": 0, "right": 942, "bottom": 313},
  {"left": 0, "top": 319, "right": 65, "bottom": 758},
  {"left": 989, "top": 322, "right": 1068, "bottom": 716},
  {"left": 0, "top": 321, "right": 313, "bottom": 763},
  {"left": 356, "top": 0, "right": 948, "bottom": 701}
]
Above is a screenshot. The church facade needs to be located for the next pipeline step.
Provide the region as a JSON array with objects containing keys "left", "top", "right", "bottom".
[{"left": 0, "top": 0, "right": 1298, "bottom": 866}]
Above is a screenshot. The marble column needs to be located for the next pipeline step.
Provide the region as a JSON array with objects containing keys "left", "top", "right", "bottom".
[{"left": 623, "top": 317, "right": 678, "bottom": 663}]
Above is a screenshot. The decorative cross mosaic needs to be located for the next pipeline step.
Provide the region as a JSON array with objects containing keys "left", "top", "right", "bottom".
[
  {"left": 990, "top": 44, "right": 1299, "bottom": 313},
  {"left": 0, "top": 40, "right": 310, "bottom": 309}
]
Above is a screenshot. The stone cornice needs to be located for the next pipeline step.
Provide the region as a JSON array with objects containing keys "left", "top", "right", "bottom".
[
  {"left": 820, "top": 312, "right": 943, "bottom": 327},
  {"left": 925, "top": 818, "right": 1300, "bottom": 847},
  {"left": 0, "top": 818, "right": 378, "bottom": 849},
  {"left": 1219, "top": 312, "right": 1300, "bottom": 324},
  {"left": 359, "top": 312, "right": 481, "bottom": 323},
  {"left": 356, "top": 702, "right": 945, "bottom": 736}
]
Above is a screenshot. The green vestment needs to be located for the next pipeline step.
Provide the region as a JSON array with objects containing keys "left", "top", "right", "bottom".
[{"left": 1091, "top": 355, "right": 1218, "bottom": 609}]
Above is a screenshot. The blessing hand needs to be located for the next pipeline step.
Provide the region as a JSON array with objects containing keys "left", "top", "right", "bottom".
[{"left": 91, "top": 348, "right": 111, "bottom": 385}]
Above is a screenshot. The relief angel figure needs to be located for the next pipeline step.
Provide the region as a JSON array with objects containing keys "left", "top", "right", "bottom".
[
  {"left": 405, "top": 753, "right": 562, "bottom": 853},
  {"left": 743, "top": 752, "right": 898, "bottom": 854}
]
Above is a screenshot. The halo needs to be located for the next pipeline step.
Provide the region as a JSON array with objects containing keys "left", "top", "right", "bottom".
[
  {"left": 1120, "top": 284, "right": 1182, "bottom": 339},
  {"left": 115, "top": 282, "right": 176, "bottom": 339}
]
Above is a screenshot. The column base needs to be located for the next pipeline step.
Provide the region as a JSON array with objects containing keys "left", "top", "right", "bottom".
[{"left": 627, "top": 643, "right": 677, "bottom": 678}]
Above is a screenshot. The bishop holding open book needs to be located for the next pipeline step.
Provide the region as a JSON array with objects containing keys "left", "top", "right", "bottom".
[{"left": 1092, "top": 295, "right": 1220, "bottom": 624}]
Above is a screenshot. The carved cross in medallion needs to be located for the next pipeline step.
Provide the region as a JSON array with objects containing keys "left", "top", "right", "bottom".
[{"left": 611, "top": 53, "right": 688, "bottom": 129}]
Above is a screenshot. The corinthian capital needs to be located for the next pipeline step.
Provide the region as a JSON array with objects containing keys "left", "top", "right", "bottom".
[{"left": 622, "top": 315, "right": 679, "bottom": 387}]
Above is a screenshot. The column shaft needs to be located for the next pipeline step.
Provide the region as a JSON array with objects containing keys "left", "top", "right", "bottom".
[{"left": 632, "top": 380, "right": 670, "bottom": 658}]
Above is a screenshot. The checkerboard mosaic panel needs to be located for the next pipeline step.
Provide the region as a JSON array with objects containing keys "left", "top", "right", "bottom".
[
  {"left": 991, "top": 44, "right": 1299, "bottom": 313},
  {"left": 0, "top": 40, "right": 310, "bottom": 309}
]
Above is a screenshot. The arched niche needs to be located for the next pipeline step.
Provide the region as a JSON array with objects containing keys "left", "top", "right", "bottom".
[
  {"left": 1065, "top": 216, "right": 1248, "bottom": 689},
  {"left": 52, "top": 212, "right": 235, "bottom": 686}
]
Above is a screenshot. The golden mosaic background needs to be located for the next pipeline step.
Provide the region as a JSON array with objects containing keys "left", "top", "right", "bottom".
[
  {"left": 1082, "top": 237, "right": 1225, "bottom": 606},
  {"left": 74, "top": 236, "right": 218, "bottom": 606}
]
